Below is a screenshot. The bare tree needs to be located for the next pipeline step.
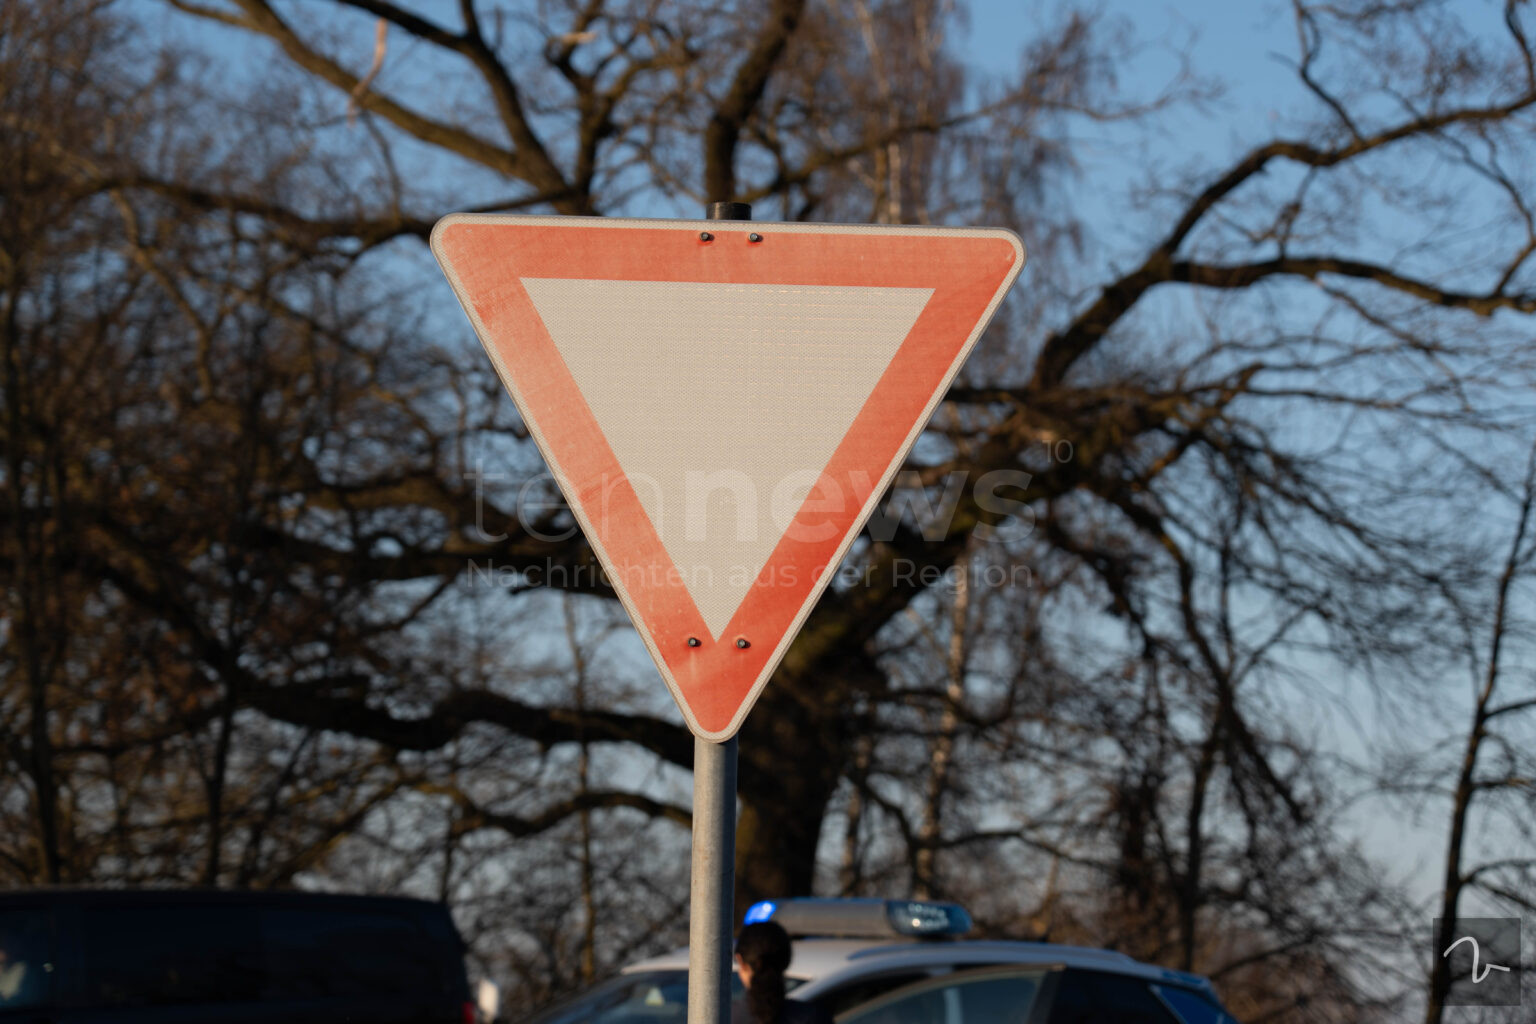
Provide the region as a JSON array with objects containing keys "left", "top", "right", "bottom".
[
  {"left": 1422, "top": 443, "right": 1536, "bottom": 1024},
  {"left": 7, "top": 0, "right": 1536, "bottom": 1017}
]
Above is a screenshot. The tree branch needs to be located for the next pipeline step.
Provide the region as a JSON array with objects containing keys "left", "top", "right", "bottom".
[
  {"left": 438, "top": 786, "right": 693, "bottom": 838},
  {"left": 212, "top": 0, "right": 521, "bottom": 177},
  {"left": 1032, "top": 85, "right": 1536, "bottom": 390},
  {"left": 703, "top": 0, "right": 805, "bottom": 201}
]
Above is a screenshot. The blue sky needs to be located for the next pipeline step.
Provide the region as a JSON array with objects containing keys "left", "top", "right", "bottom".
[{"left": 960, "top": 0, "right": 1488, "bottom": 914}]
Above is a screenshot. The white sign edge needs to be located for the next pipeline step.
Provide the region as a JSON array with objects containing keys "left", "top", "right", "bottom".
[{"left": 430, "top": 213, "right": 1027, "bottom": 742}]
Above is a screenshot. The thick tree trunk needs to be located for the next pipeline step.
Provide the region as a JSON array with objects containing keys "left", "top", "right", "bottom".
[
  {"left": 4, "top": 261, "right": 62, "bottom": 884},
  {"left": 732, "top": 661, "right": 856, "bottom": 910}
]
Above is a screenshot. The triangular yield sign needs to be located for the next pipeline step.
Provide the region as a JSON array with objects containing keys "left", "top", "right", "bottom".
[{"left": 433, "top": 215, "right": 1024, "bottom": 741}]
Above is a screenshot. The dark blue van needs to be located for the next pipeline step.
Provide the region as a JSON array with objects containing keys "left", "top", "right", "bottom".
[{"left": 0, "top": 888, "right": 475, "bottom": 1023}]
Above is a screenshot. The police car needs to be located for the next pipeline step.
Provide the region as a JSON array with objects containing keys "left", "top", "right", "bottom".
[{"left": 518, "top": 898, "right": 1240, "bottom": 1023}]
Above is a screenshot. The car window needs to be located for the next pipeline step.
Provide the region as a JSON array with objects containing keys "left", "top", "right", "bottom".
[
  {"left": 1046, "top": 969, "right": 1177, "bottom": 1024},
  {"left": 837, "top": 967, "right": 1046, "bottom": 1024},
  {"left": 1151, "top": 985, "right": 1239, "bottom": 1024},
  {"left": 80, "top": 903, "right": 265, "bottom": 1007},
  {"left": 0, "top": 908, "right": 51, "bottom": 1010}
]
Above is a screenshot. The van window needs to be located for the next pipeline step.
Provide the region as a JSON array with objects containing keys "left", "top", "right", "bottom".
[
  {"left": 260, "top": 906, "right": 446, "bottom": 999},
  {"left": 81, "top": 904, "right": 264, "bottom": 1007},
  {"left": 77, "top": 901, "right": 449, "bottom": 1008},
  {"left": 0, "top": 908, "right": 51, "bottom": 1010}
]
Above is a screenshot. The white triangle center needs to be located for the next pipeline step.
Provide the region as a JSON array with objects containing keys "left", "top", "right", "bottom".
[{"left": 523, "top": 278, "right": 932, "bottom": 640}]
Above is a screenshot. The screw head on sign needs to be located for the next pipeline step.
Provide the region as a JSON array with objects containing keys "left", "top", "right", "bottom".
[
  {"left": 687, "top": 637, "right": 701, "bottom": 647},
  {"left": 748, "top": 233, "right": 763, "bottom": 243},
  {"left": 735, "top": 637, "right": 750, "bottom": 649},
  {"left": 699, "top": 232, "right": 714, "bottom": 242}
]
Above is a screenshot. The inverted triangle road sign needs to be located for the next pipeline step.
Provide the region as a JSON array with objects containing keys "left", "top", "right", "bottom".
[{"left": 433, "top": 215, "right": 1024, "bottom": 741}]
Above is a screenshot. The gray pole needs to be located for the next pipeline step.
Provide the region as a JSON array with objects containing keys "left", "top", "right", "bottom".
[
  {"left": 686, "top": 199, "right": 749, "bottom": 1024},
  {"left": 687, "top": 733, "right": 738, "bottom": 1024}
]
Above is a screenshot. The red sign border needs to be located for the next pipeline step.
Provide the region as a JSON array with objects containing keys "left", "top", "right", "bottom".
[{"left": 434, "top": 215, "right": 1024, "bottom": 740}]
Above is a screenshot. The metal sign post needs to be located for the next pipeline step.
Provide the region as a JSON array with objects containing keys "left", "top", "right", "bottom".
[
  {"left": 687, "top": 732, "right": 738, "bottom": 1024},
  {"left": 686, "top": 199, "right": 749, "bottom": 1024}
]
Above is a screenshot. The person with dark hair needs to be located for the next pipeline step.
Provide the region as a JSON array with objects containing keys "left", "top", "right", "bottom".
[{"left": 731, "top": 921, "right": 833, "bottom": 1024}]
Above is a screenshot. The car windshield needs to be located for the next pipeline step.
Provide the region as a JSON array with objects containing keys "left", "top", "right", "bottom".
[
  {"left": 837, "top": 967, "right": 1047, "bottom": 1024},
  {"left": 1152, "top": 984, "right": 1239, "bottom": 1024},
  {"left": 521, "top": 969, "right": 806, "bottom": 1024},
  {"left": 522, "top": 970, "right": 707, "bottom": 1024}
]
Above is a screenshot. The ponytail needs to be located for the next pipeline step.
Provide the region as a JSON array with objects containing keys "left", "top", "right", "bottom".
[{"left": 735, "top": 921, "right": 792, "bottom": 1023}]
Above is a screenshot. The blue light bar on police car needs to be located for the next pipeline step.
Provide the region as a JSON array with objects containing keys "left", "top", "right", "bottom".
[
  {"left": 741, "top": 898, "right": 972, "bottom": 939},
  {"left": 743, "top": 901, "right": 776, "bottom": 925}
]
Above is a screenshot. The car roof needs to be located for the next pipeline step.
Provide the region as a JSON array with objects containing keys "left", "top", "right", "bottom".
[
  {"left": 622, "top": 937, "right": 1217, "bottom": 997},
  {"left": 0, "top": 887, "right": 449, "bottom": 916},
  {"left": 624, "top": 938, "right": 868, "bottom": 979}
]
